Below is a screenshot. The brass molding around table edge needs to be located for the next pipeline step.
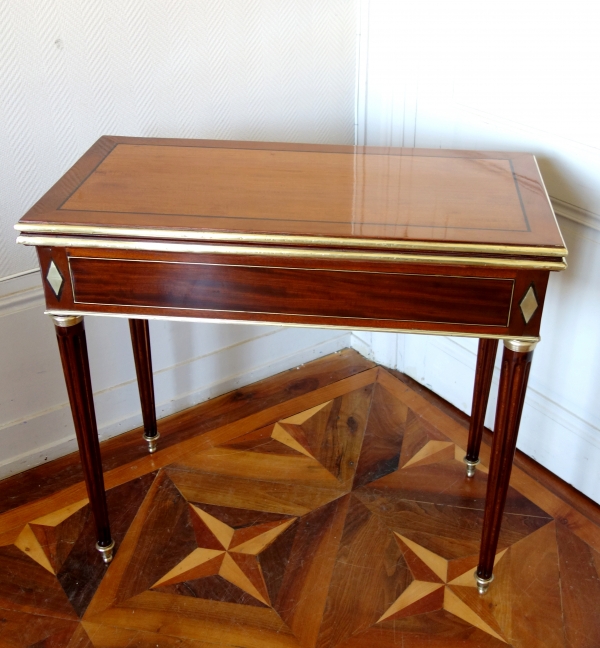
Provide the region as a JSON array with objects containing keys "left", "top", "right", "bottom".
[
  {"left": 44, "top": 309, "right": 541, "bottom": 344},
  {"left": 15, "top": 223, "right": 568, "bottom": 259},
  {"left": 16, "top": 235, "right": 567, "bottom": 271},
  {"left": 533, "top": 156, "right": 569, "bottom": 253}
]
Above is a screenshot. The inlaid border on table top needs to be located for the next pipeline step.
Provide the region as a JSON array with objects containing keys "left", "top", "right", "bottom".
[{"left": 15, "top": 136, "right": 568, "bottom": 261}]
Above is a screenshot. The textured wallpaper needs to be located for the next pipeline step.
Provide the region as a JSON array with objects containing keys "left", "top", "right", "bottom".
[{"left": 0, "top": 0, "right": 357, "bottom": 278}]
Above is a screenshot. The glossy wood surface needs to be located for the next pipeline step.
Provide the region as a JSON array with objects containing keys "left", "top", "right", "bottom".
[
  {"left": 18, "top": 137, "right": 566, "bottom": 254},
  {"left": 71, "top": 257, "right": 515, "bottom": 327},
  {"left": 37, "top": 246, "right": 550, "bottom": 339},
  {"left": 128, "top": 319, "right": 157, "bottom": 440},
  {"left": 1, "top": 355, "right": 598, "bottom": 647},
  {"left": 478, "top": 346, "right": 534, "bottom": 579},
  {"left": 466, "top": 339, "right": 499, "bottom": 463},
  {"left": 53, "top": 320, "right": 112, "bottom": 550}
]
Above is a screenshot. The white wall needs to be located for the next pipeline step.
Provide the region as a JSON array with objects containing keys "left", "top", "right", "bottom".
[
  {"left": 0, "top": 0, "right": 356, "bottom": 478},
  {"left": 355, "top": 0, "right": 600, "bottom": 503}
]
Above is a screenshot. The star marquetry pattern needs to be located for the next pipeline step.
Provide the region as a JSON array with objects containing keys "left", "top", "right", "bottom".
[
  {"left": 379, "top": 533, "right": 508, "bottom": 642},
  {"left": 0, "top": 376, "right": 576, "bottom": 648},
  {"left": 151, "top": 504, "right": 296, "bottom": 605}
]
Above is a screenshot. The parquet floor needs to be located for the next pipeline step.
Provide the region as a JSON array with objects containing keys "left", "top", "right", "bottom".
[{"left": 1, "top": 350, "right": 600, "bottom": 648}]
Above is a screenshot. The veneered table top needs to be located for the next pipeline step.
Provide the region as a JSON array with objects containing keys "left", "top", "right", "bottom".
[{"left": 17, "top": 137, "right": 566, "bottom": 260}]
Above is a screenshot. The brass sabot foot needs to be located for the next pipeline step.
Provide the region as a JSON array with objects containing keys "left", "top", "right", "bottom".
[
  {"left": 144, "top": 431, "right": 160, "bottom": 454},
  {"left": 96, "top": 540, "right": 115, "bottom": 565},
  {"left": 463, "top": 456, "right": 480, "bottom": 478},
  {"left": 475, "top": 572, "right": 494, "bottom": 594}
]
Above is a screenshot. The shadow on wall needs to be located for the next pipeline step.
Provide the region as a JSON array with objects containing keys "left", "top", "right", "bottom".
[
  {"left": 539, "top": 214, "right": 600, "bottom": 422},
  {"left": 158, "top": 318, "right": 284, "bottom": 418}
]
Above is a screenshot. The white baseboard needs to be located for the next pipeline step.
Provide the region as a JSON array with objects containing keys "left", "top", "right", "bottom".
[
  {"left": 349, "top": 331, "right": 374, "bottom": 361},
  {"left": 0, "top": 268, "right": 43, "bottom": 318},
  {"left": 552, "top": 197, "right": 600, "bottom": 233}
]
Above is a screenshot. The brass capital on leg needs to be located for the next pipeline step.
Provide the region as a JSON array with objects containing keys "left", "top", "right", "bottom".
[
  {"left": 51, "top": 314, "right": 83, "bottom": 327},
  {"left": 503, "top": 338, "right": 539, "bottom": 353}
]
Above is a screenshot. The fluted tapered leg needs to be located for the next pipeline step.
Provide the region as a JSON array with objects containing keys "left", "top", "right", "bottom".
[
  {"left": 475, "top": 339, "right": 536, "bottom": 593},
  {"left": 53, "top": 315, "right": 114, "bottom": 564},
  {"left": 464, "top": 338, "right": 499, "bottom": 477},
  {"left": 129, "top": 319, "right": 159, "bottom": 453}
]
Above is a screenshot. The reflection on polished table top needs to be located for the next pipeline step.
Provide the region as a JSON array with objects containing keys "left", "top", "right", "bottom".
[
  {"left": 18, "top": 138, "right": 567, "bottom": 251},
  {"left": 15, "top": 137, "right": 567, "bottom": 591},
  {"left": 17, "top": 137, "right": 566, "bottom": 341}
]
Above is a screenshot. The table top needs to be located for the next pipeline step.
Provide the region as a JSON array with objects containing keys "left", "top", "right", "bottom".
[{"left": 16, "top": 137, "right": 566, "bottom": 262}]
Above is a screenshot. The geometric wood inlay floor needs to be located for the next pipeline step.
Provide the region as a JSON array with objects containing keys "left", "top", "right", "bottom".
[{"left": 1, "top": 352, "right": 599, "bottom": 647}]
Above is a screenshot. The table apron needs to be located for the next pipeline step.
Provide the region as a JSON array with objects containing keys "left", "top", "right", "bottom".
[
  {"left": 35, "top": 247, "right": 550, "bottom": 338},
  {"left": 68, "top": 256, "right": 515, "bottom": 329}
]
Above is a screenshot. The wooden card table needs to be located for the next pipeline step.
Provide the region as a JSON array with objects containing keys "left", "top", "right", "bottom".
[{"left": 16, "top": 137, "right": 567, "bottom": 592}]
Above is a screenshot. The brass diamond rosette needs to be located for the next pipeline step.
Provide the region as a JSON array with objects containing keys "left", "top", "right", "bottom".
[
  {"left": 46, "top": 260, "right": 64, "bottom": 299},
  {"left": 519, "top": 284, "right": 538, "bottom": 324}
]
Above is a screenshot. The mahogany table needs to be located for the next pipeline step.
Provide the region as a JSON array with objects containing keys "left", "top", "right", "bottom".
[{"left": 15, "top": 137, "right": 567, "bottom": 593}]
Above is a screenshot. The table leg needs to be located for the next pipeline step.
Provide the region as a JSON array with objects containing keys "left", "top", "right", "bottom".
[
  {"left": 464, "top": 338, "right": 499, "bottom": 477},
  {"left": 475, "top": 339, "right": 537, "bottom": 593},
  {"left": 129, "top": 319, "right": 159, "bottom": 453},
  {"left": 52, "top": 315, "right": 114, "bottom": 564}
]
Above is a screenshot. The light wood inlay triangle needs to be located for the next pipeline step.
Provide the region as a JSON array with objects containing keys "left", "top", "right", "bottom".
[
  {"left": 231, "top": 518, "right": 296, "bottom": 555},
  {"left": 444, "top": 587, "right": 507, "bottom": 643},
  {"left": 30, "top": 499, "right": 88, "bottom": 527},
  {"left": 378, "top": 580, "right": 444, "bottom": 622},
  {"left": 14, "top": 524, "right": 54, "bottom": 574},
  {"left": 219, "top": 553, "right": 269, "bottom": 605},
  {"left": 191, "top": 505, "right": 234, "bottom": 549},
  {"left": 403, "top": 440, "right": 455, "bottom": 469},
  {"left": 271, "top": 423, "right": 314, "bottom": 458},
  {"left": 396, "top": 533, "right": 448, "bottom": 582},
  {"left": 152, "top": 548, "right": 224, "bottom": 588},
  {"left": 281, "top": 401, "right": 331, "bottom": 425}
]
